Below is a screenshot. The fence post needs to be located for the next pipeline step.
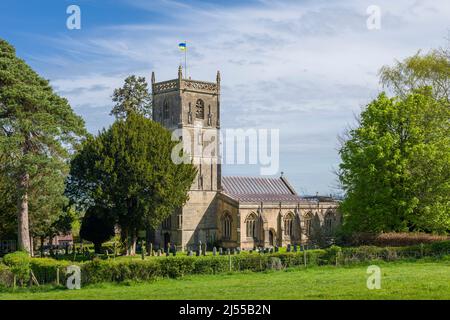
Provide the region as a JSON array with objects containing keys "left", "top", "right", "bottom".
[
  {"left": 304, "top": 249, "right": 307, "bottom": 267},
  {"left": 229, "top": 252, "right": 232, "bottom": 272}
]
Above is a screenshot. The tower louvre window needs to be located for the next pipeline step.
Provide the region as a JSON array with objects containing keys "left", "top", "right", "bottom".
[
  {"left": 163, "top": 100, "right": 170, "bottom": 120},
  {"left": 195, "top": 99, "right": 204, "bottom": 119}
]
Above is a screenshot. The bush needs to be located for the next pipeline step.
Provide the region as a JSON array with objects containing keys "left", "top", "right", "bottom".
[
  {"left": 3, "top": 251, "right": 31, "bottom": 285},
  {"left": 1, "top": 240, "right": 448, "bottom": 287},
  {"left": 341, "top": 232, "right": 449, "bottom": 247},
  {"left": 30, "top": 258, "right": 71, "bottom": 285},
  {"left": 0, "top": 264, "right": 14, "bottom": 287}
]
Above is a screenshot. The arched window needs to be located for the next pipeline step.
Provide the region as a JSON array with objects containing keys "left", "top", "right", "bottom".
[
  {"left": 162, "top": 216, "right": 171, "bottom": 229},
  {"left": 222, "top": 212, "right": 232, "bottom": 240},
  {"left": 195, "top": 99, "right": 204, "bottom": 119},
  {"left": 324, "top": 211, "right": 334, "bottom": 235},
  {"left": 284, "top": 212, "right": 294, "bottom": 236},
  {"left": 245, "top": 213, "right": 257, "bottom": 238},
  {"left": 163, "top": 100, "right": 170, "bottom": 120},
  {"left": 304, "top": 212, "right": 313, "bottom": 236}
]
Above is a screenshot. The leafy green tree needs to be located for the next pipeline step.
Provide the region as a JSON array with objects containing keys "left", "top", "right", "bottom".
[
  {"left": 0, "top": 39, "right": 86, "bottom": 254},
  {"left": 67, "top": 113, "right": 196, "bottom": 255},
  {"left": 379, "top": 48, "right": 450, "bottom": 102},
  {"left": 110, "top": 75, "right": 152, "bottom": 119},
  {"left": 338, "top": 90, "right": 450, "bottom": 234},
  {"left": 80, "top": 206, "right": 115, "bottom": 253},
  {"left": 0, "top": 168, "right": 16, "bottom": 239}
]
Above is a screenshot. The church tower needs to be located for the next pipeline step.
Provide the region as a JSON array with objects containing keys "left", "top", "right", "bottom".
[{"left": 152, "top": 66, "right": 221, "bottom": 250}]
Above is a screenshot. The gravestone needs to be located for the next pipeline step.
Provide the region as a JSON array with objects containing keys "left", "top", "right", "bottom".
[
  {"left": 287, "top": 244, "right": 291, "bottom": 252},
  {"left": 202, "top": 243, "right": 207, "bottom": 256},
  {"left": 213, "top": 247, "right": 217, "bottom": 256},
  {"left": 219, "top": 248, "right": 223, "bottom": 255},
  {"left": 226, "top": 248, "right": 230, "bottom": 255},
  {"left": 236, "top": 247, "right": 241, "bottom": 254},
  {"left": 188, "top": 250, "right": 193, "bottom": 256},
  {"left": 274, "top": 246, "right": 279, "bottom": 252},
  {"left": 293, "top": 244, "right": 298, "bottom": 252}
]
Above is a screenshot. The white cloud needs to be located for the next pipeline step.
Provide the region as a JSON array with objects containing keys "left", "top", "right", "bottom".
[{"left": 30, "top": 0, "right": 450, "bottom": 194}]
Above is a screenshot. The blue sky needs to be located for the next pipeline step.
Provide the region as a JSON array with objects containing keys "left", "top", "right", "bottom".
[{"left": 1, "top": 0, "right": 449, "bottom": 195}]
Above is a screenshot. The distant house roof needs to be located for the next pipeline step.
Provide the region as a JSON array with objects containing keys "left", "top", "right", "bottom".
[{"left": 221, "top": 176, "right": 304, "bottom": 203}]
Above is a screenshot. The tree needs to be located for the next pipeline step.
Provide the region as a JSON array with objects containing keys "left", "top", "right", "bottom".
[
  {"left": 80, "top": 206, "right": 115, "bottom": 254},
  {"left": 0, "top": 168, "right": 16, "bottom": 239},
  {"left": 67, "top": 113, "right": 197, "bottom": 255},
  {"left": 338, "top": 90, "right": 450, "bottom": 234},
  {"left": 379, "top": 48, "right": 450, "bottom": 102},
  {"left": 110, "top": 75, "right": 152, "bottom": 119},
  {"left": 0, "top": 39, "right": 86, "bottom": 254}
]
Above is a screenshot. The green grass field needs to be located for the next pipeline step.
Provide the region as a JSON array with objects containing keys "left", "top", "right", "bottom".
[{"left": 1, "top": 260, "right": 449, "bottom": 300}]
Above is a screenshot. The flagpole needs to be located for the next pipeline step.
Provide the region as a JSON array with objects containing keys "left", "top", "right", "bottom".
[{"left": 184, "top": 40, "right": 187, "bottom": 79}]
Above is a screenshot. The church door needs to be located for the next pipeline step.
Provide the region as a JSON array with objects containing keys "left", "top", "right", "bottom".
[
  {"left": 269, "top": 230, "right": 274, "bottom": 246},
  {"left": 163, "top": 232, "right": 170, "bottom": 250}
]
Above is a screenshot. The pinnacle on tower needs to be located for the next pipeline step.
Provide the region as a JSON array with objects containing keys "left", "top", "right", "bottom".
[{"left": 178, "top": 65, "right": 183, "bottom": 80}]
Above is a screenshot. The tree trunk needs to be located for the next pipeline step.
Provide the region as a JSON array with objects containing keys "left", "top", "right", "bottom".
[
  {"left": 40, "top": 236, "right": 45, "bottom": 257},
  {"left": 145, "top": 226, "right": 153, "bottom": 256},
  {"left": 17, "top": 172, "right": 31, "bottom": 255},
  {"left": 130, "top": 230, "right": 137, "bottom": 256},
  {"left": 30, "top": 235, "right": 34, "bottom": 257}
]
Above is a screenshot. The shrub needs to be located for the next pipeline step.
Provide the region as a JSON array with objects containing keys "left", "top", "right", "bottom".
[
  {"left": 0, "top": 264, "right": 14, "bottom": 287},
  {"left": 30, "top": 258, "right": 71, "bottom": 285},
  {"left": 341, "top": 232, "right": 449, "bottom": 247},
  {"left": 267, "top": 257, "right": 283, "bottom": 270},
  {"left": 2, "top": 240, "right": 448, "bottom": 287},
  {"left": 324, "top": 245, "right": 343, "bottom": 264},
  {"left": 3, "top": 251, "right": 31, "bottom": 285}
]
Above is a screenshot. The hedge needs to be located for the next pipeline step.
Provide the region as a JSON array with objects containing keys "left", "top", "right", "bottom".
[
  {"left": 342, "top": 232, "right": 450, "bottom": 247},
  {"left": 0, "top": 241, "right": 449, "bottom": 287},
  {"left": 0, "top": 264, "right": 14, "bottom": 288},
  {"left": 2, "top": 251, "right": 31, "bottom": 285}
]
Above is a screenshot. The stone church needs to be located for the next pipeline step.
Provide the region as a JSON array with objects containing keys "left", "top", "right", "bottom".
[{"left": 150, "top": 67, "right": 340, "bottom": 250}]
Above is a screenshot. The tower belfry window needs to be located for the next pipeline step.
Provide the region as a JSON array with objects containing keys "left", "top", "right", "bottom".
[
  {"left": 163, "top": 100, "right": 170, "bottom": 120},
  {"left": 196, "top": 99, "right": 204, "bottom": 119}
]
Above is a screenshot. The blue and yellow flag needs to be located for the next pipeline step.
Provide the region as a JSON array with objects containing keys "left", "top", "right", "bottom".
[{"left": 178, "top": 42, "right": 187, "bottom": 51}]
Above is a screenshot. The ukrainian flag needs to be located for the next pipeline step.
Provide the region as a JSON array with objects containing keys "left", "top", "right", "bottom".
[{"left": 178, "top": 42, "right": 187, "bottom": 51}]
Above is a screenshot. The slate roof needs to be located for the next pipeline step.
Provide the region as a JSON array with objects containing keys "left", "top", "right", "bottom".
[{"left": 221, "top": 176, "right": 304, "bottom": 203}]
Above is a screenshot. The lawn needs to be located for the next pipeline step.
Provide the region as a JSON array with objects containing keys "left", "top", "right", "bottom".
[{"left": 1, "top": 260, "right": 449, "bottom": 300}]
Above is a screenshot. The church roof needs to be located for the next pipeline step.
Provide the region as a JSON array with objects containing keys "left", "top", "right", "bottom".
[{"left": 221, "top": 176, "right": 304, "bottom": 203}]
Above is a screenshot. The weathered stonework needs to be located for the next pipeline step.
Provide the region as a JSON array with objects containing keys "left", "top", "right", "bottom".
[{"left": 152, "top": 67, "right": 340, "bottom": 251}]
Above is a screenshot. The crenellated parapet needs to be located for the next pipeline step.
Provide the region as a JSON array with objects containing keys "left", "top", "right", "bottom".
[
  {"left": 182, "top": 79, "right": 218, "bottom": 94},
  {"left": 152, "top": 78, "right": 219, "bottom": 95},
  {"left": 152, "top": 67, "right": 220, "bottom": 95},
  {"left": 152, "top": 79, "right": 179, "bottom": 94}
]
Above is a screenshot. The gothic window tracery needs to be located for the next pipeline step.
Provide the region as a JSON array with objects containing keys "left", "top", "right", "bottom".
[
  {"left": 196, "top": 99, "right": 204, "bottom": 119},
  {"left": 284, "top": 212, "right": 294, "bottom": 236},
  {"left": 163, "top": 100, "right": 170, "bottom": 120},
  {"left": 222, "top": 212, "right": 232, "bottom": 240},
  {"left": 324, "top": 211, "right": 335, "bottom": 235},
  {"left": 246, "top": 213, "right": 257, "bottom": 238},
  {"left": 304, "top": 212, "right": 313, "bottom": 236}
]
